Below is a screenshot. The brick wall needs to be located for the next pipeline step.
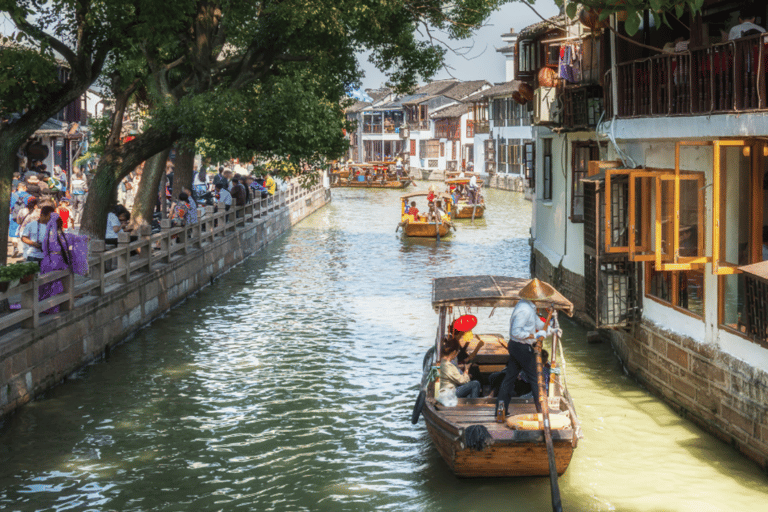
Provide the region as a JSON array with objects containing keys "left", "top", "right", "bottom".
[
  {"left": 608, "top": 321, "right": 768, "bottom": 469},
  {"left": 0, "top": 187, "right": 331, "bottom": 418}
]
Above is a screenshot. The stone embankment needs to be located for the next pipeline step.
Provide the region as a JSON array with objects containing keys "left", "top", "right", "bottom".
[{"left": 0, "top": 181, "right": 330, "bottom": 418}]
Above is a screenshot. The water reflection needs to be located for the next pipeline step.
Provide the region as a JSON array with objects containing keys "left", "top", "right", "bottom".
[{"left": 0, "top": 185, "right": 766, "bottom": 511}]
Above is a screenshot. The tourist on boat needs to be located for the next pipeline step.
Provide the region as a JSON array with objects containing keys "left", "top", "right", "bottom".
[
  {"left": 407, "top": 201, "right": 419, "bottom": 218},
  {"left": 427, "top": 186, "right": 435, "bottom": 204},
  {"left": 440, "top": 333, "right": 481, "bottom": 399},
  {"left": 468, "top": 175, "right": 478, "bottom": 204},
  {"left": 495, "top": 278, "right": 555, "bottom": 420},
  {"left": 489, "top": 349, "right": 550, "bottom": 398}
]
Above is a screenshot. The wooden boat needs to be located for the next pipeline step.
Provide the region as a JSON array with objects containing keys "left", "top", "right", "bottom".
[
  {"left": 333, "top": 177, "right": 412, "bottom": 189},
  {"left": 398, "top": 192, "right": 453, "bottom": 238},
  {"left": 451, "top": 200, "right": 485, "bottom": 219},
  {"left": 445, "top": 178, "right": 485, "bottom": 219},
  {"left": 412, "top": 275, "right": 582, "bottom": 478}
]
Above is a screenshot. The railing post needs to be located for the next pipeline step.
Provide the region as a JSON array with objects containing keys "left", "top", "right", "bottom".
[
  {"left": 138, "top": 225, "right": 152, "bottom": 273},
  {"left": 20, "top": 275, "right": 39, "bottom": 329},
  {"left": 117, "top": 231, "right": 131, "bottom": 283},
  {"left": 160, "top": 219, "right": 172, "bottom": 262},
  {"left": 90, "top": 239, "right": 106, "bottom": 296},
  {"left": 61, "top": 270, "right": 75, "bottom": 311}
]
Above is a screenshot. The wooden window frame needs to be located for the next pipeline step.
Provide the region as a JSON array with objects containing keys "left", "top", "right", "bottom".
[
  {"left": 605, "top": 161, "right": 707, "bottom": 271},
  {"left": 712, "top": 139, "right": 764, "bottom": 275},
  {"left": 645, "top": 262, "right": 705, "bottom": 320},
  {"left": 440, "top": 142, "right": 445, "bottom": 158}
]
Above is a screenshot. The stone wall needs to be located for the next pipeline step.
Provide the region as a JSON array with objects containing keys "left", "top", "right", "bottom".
[
  {"left": 608, "top": 322, "right": 768, "bottom": 469},
  {"left": 0, "top": 186, "right": 330, "bottom": 418}
]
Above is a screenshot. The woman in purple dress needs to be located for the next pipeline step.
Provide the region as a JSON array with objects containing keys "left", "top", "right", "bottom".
[{"left": 39, "top": 207, "right": 72, "bottom": 314}]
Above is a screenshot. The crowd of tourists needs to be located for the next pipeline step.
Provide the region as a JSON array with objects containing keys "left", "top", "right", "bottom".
[{"left": 7, "top": 157, "right": 285, "bottom": 316}]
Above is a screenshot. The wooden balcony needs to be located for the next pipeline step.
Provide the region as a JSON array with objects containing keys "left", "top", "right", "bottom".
[
  {"left": 474, "top": 120, "right": 490, "bottom": 134},
  {"left": 607, "top": 33, "right": 768, "bottom": 118}
]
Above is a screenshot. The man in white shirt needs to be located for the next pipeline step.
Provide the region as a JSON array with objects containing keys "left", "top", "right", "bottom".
[
  {"left": 21, "top": 206, "right": 53, "bottom": 262},
  {"left": 468, "top": 174, "right": 478, "bottom": 204},
  {"left": 728, "top": 14, "right": 765, "bottom": 40},
  {"left": 495, "top": 278, "right": 555, "bottom": 421},
  {"left": 215, "top": 183, "right": 232, "bottom": 210}
]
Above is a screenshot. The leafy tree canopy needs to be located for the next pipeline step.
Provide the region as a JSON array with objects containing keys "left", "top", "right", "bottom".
[{"left": 558, "top": 0, "right": 706, "bottom": 36}]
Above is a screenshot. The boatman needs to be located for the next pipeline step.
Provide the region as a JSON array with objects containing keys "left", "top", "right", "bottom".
[
  {"left": 495, "top": 278, "right": 556, "bottom": 422},
  {"left": 468, "top": 174, "right": 478, "bottom": 204}
]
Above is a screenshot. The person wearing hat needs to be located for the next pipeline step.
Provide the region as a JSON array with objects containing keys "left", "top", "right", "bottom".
[
  {"left": 25, "top": 174, "right": 42, "bottom": 198},
  {"left": 495, "top": 278, "right": 556, "bottom": 421},
  {"left": 440, "top": 314, "right": 481, "bottom": 399}
]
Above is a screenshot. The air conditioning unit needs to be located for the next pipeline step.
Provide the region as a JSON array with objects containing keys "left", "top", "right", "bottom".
[{"left": 533, "top": 87, "right": 558, "bottom": 125}]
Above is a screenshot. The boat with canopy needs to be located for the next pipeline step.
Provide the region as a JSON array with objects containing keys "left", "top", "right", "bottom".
[
  {"left": 332, "top": 163, "right": 412, "bottom": 188},
  {"left": 411, "top": 276, "right": 582, "bottom": 479},
  {"left": 397, "top": 192, "right": 453, "bottom": 238},
  {"left": 445, "top": 177, "right": 485, "bottom": 219}
]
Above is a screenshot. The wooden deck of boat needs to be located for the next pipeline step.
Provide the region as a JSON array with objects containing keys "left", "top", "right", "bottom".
[{"left": 424, "top": 399, "right": 574, "bottom": 477}]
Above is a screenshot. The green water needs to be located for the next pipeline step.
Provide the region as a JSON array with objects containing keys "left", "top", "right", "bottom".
[{"left": 0, "top": 184, "right": 766, "bottom": 511}]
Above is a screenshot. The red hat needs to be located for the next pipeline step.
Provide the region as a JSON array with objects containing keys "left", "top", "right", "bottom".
[{"left": 453, "top": 314, "right": 477, "bottom": 332}]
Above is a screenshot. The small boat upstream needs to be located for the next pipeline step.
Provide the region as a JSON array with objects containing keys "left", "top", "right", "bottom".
[{"left": 397, "top": 192, "right": 453, "bottom": 238}]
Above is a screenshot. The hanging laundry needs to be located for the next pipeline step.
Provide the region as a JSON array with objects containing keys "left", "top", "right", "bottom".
[{"left": 558, "top": 43, "right": 582, "bottom": 83}]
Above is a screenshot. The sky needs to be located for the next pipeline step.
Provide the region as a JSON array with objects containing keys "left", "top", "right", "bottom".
[{"left": 357, "top": 0, "right": 561, "bottom": 91}]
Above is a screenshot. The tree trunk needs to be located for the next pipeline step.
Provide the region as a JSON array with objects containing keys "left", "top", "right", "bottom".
[
  {"left": 79, "top": 124, "right": 180, "bottom": 239},
  {"left": 132, "top": 148, "right": 171, "bottom": 228},
  {"left": 78, "top": 159, "right": 120, "bottom": 240},
  {"left": 0, "top": 139, "right": 21, "bottom": 266},
  {"left": 173, "top": 143, "right": 196, "bottom": 198}
]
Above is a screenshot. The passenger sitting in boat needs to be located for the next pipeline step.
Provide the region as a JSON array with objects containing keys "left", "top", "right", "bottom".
[
  {"left": 488, "top": 349, "right": 550, "bottom": 398},
  {"left": 440, "top": 333, "right": 481, "bottom": 399},
  {"left": 407, "top": 201, "right": 419, "bottom": 218}
]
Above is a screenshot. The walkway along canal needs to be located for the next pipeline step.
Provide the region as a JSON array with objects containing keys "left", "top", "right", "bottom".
[{"left": 1, "top": 185, "right": 767, "bottom": 511}]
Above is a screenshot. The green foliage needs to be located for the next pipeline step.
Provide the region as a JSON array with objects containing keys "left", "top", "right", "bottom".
[
  {"left": 0, "top": 44, "right": 60, "bottom": 116},
  {"left": 0, "top": 261, "right": 39, "bottom": 282},
  {"left": 559, "top": 0, "right": 706, "bottom": 36}
]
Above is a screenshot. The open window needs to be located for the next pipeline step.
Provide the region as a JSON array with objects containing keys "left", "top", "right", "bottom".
[
  {"left": 604, "top": 144, "right": 707, "bottom": 271},
  {"left": 712, "top": 140, "right": 766, "bottom": 335}
]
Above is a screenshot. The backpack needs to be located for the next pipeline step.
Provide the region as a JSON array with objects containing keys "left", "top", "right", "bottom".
[{"left": 10, "top": 193, "right": 27, "bottom": 223}]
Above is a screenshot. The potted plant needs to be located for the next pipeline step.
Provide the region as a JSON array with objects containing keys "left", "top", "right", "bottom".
[{"left": 0, "top": 262, "right": 40, "bottom": 292}]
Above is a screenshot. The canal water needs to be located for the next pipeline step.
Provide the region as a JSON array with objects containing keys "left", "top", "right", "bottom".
[{"left": 1, "top": 184, "right": 767, "bottom": 512}]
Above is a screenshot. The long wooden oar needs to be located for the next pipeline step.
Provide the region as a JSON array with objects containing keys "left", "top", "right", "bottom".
[{"left": 535, "top": 320, "right": 563, "bottom": 512}]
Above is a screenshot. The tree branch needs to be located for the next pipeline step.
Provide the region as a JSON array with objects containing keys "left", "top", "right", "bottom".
[{"left": 9, "top": 12, "right": 79, "bottom": 69}]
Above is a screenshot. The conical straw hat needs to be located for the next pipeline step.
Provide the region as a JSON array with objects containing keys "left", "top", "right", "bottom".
[{"left": 518, "top": 278, "right": 556, "bottom": 301}]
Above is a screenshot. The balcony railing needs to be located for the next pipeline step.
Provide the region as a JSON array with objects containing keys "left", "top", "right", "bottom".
[
  {"left": 474, "top": 120, "right": 489, "bottom": 134},
  {"left": 607, "top": 33, "right": 768, "bottom": 118}
]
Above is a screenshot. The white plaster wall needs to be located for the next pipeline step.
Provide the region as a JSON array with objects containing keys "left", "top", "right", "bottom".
[
  {"left": 612, "top": 113, "right": 768, "bottom": 140},
  {"left": 532, "top": 131, "right": 568, "bottom": 270}
]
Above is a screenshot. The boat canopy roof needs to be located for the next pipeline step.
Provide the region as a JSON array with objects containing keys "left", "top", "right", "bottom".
[
  {"left": 446, "top": 178, "right": 484, "bottom": 185},
  {"left": 401, "top": 191, "right": 452, "bottom": 200},
  {"left": 431, "top": 275, "right": 574, "bottom": 315}
]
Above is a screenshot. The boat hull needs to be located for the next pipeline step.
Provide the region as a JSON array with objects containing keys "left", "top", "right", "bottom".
[
  {"left": 422, "top": 400, "right": 574, "bottom": 478},
  {"left": 333, "top": 179, "right": 411, "bottom": 189},
  {"left": 403, "top": 222, "right": 451, "bottom": 237},
  {"left": 453, "top": 204, "right": 485, "bottom": 219}
]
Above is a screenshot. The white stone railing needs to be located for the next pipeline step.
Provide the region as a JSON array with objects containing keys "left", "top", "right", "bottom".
[{"left": 0, "top": 181, "right": 325, "bottom": 333}]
